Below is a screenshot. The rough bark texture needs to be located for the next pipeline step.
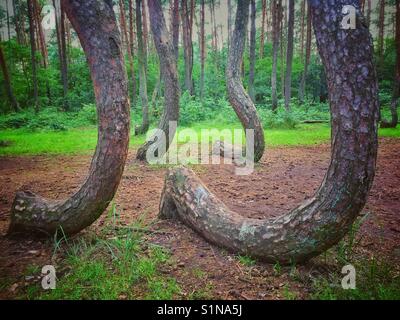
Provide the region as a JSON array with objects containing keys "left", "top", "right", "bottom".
[
  {"left": 159, "top": 0, "right": 379, "bottom": 264},
  {"left": 248, "top": 0, "right": 256, "bottom": 102},
  {"left": 136, "top": 0, "right": 180, "bottom": 161},
  {"left": 227, "top": 0, "right": 265, "bottom": 163},
  {"left": 8, "top": 0, "right": 130, "bottom": 236},
  {"left": 0, "top": 42, "right": 20, "bottom": 111},
  {"left": 135, "top": 0, "right": 150, "bottom": 135},
  {"left": 284, "top": 0, "right": 294, "bottom": 111}
]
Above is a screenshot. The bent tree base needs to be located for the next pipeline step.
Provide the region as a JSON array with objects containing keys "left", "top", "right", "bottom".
[
  {"left": 8, "top": 0, "right": 130, "bottom": 236},
  {"left": 158, "top": 1, "right": 379, "bottom": 264}
]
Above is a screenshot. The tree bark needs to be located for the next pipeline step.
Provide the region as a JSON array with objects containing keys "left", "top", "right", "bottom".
[
  {"left": 200, "top": 0, "right": 205, "bottom": 100},
  {"left": 381, "top": 0, "right": 399, "bottom": 128},
  {"left": 60, "top": 2, "right": 69, "bottom": 109},
  {"left": 27, "top": 0, "right": 39, "bottom": 113},
  {"left": 260, "top": 0, "right": 266, "bottom": 58},
  {"left": 135, "top": 0, "right": 150, "bottom": 135},
  {"left": 299, "top": 2, "right": 311, "bottom": 104},
  {"left": 181, "top": 0, "right": 194, "bottom": 95},
  {"left": 171, "top": 0, "right": 180, "bottom": 62},
  {"left": 53, "top": 0, "right": 68, "bottom": 110},
  {"left": 248, "top": 0, "right": 256, "bottom": 102},
  {"left": 159, "top": 0, "right": 379, "bottom": 264},
  {"left": 8, "top": 0, "right": 130, "bottom": 236},
  {"left": 136, "top": 0, "right": 180, "bottom": 161},
  {"left": 271, "top": 0, "right": 281, "bottom": 111},
  {"left": 0, "top": 42, "right": 20, "bottom": 112},
  {"left": 377, "top": 0, "right": 385, "bottom": 67},
  {"left": 284, "top": 0, "right": 294, "bottom": 112},
  {"left": 119, "top": 0, "right": 137, "bottom": 107},
  {"left": 226, "top": 0, "right": 265, "bottom": 163}
]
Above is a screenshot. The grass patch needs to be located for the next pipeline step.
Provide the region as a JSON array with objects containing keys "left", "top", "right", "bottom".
[
  {"left": 0, "top": 122, "right": 399, "bottom": 156},
  {"left": 22, "top": 210, "right": 180, "bottom": 300}
]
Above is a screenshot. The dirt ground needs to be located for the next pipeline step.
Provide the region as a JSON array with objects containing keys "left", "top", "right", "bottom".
[{"left": 1, "top": 139, "right": 399, "bottom": 299}]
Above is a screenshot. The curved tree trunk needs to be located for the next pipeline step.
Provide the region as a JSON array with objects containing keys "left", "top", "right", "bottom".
[
  {"left": 226, "top": 0, "right": 265, "bottom": 163},
  {"left": 159, "top": 0, "right": 379, "bottom": 264},
  {"left": 136, "top": 0, "right": 180, "bottom": 161},
  {"left": 8, "top": 0, "right": 130, "bottom": 236}
]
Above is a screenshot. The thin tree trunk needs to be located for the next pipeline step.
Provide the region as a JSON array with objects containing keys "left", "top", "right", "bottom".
[
  {"left": 53, "top": 0, "right": 67, "bottom": 110},
  {"left": 180, "top": 0, "right": 194, "bottom": 95},
  {"left": 271, "top": 0, "right": 281, "bottom": 111},
  {"left": 280, "top": 1, "right": 285, "bottom": 99},
  {"left": 226, "top": 0, "right": 265, "bottom": 163},
  {"left": 366, "top": 0, "right": 371, "bottom": 27},
  {"left": 299, "top": 2, "right": 311, "bottom": 104},
  {"left": 27, "top": 0, "right": 39, "bottom": 113},
  {"left": 119, "top": 0, "right": 137, "bottom": 107},
  {"left": 200, "top": 0, "right": 205, "bottom": 100},
  {"left": 60, "top": 2, "right": 69, "bottom": 109},
  {"left": 6, "top": 0, "right": 11, "bottom": 40},
  {"left": 0, "top": 41, "right": 20, "bottom": 111},
  {"left": 227, "top": 0, "right": 232, "bottom": 52},
  {"left": 284, "top": 0, "right": 294, "bottom": 112},
  {"left": 260, "top": 0, "right": 266, "bottom": 58},
  {"left": 171, "top": 0, "right": 180, "bottom": 62},
  {"left": 248, "top": 0, "right": 256, "bottom": 102},
  {"left": 136, "top": 0, "right": 180, "bottom": 161},
  {"left": 299, "top": 0, "right": 305, "bottom": 60},
  {"left": 135, "top": 0, "right": 149, "bottom": 135},
  {"left": 159, "top": 0, "right": 379, "bottom": 264},
  {"left": 9, "top": 0, "right": 130, "bottom": 236},
  {"left": 142, "top": 0, "right": 148, "bottom": 59},
  {"left": 381, "top": 0, "right": 399, "bottom": 128},
  {"left": 378, "top": 0, "right": 385, "bottom": 66}
]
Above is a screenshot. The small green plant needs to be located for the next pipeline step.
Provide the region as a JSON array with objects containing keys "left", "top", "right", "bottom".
[{"left": 237, "top": 255, "right": 256, "bottom": 267}]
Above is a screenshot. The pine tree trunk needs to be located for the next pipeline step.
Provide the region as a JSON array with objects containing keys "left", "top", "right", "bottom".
[
  {"left": 200, "top": 0, "right": 205, "bottom": 100},
  {"left": 248, "top": 0, "right": 256, "bottom": 102},
  {"left": 27, "top": 0, "right": 39, "bottom": 113},
  {"left": 271, "top": 0, "right": 280, "bottom": 111},
  {"left": 119, "top": 0, "right": 137, "bottom": 108},
  {"left": 180, "top": 0, "right": 194, "bottom": 95},
  {"left": 299, "top": 2, "right": 311, "bottom": 104},
  {"left": 378, "top": 0, "right": 385, "bottom": 67},
  {"left": 284, "top": 0, "right": 294, "bottom": 112},
  {"left": 159, "top": 0, "right": 379, "bottom": 264},
  {"left": 135, "top": 0, "right": 149, "bottom": 135},
  {"left": 381, "top": 0, "right": 399, "bottom": 128},
  {"left": 171, "top": 0, "right": 180, "bottom": 62},
  {"left": 226, "top": 0, "right": 265, "bottom": 163},
  {"left": 260, "top": 0, "right": 266, "bottom": 58},
  {"left": 136, "top": 0, "right": 180, "bottom": 161},
  {"left": 9, "top": 0, "right": 130, "bottom": 236},
  {"left": 0, "top": 42, "right": 20, "bottom": 112}
]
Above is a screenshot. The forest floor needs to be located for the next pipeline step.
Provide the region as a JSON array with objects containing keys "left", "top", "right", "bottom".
[{"left": 0, "top": 138, "right": 400, "bottom": 299}]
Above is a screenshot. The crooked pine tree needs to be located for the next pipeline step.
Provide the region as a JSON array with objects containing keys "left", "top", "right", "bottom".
[
  {"left": 159, "top": 0, "right": 380, "bottom": 264},
  {"left": 9, "top": 0, "right": 130, "bottom": 236}
]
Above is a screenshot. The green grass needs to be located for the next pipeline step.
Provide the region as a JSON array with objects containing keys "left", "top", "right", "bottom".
[
  {"left": 0, "top": 122, "right": 399, "bottom": 156},
  {"left": 23, "top": 226, "right": 180, "bottom": 300}
]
